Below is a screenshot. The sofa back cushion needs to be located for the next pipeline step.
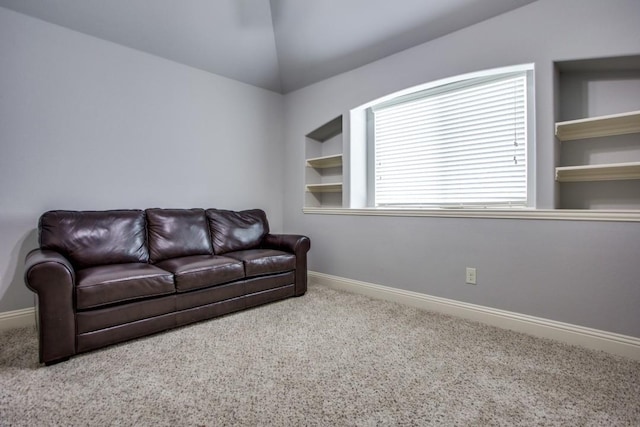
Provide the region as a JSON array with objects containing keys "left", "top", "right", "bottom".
[
  {"left": 206, "top": 209, "right": 269, "bottom": 254},
  {"left": 39, "top": 210, "right": 149, "bottom": 269},
  {"left": 146, "top": 208, "right": 212, "bottom": 263}
]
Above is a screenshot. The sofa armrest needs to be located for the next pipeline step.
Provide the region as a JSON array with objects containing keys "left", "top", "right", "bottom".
[
  {"left": 262, "top": 234, "right": 310, "bottom": 296},
  {"left": 262, "top": 234, "right": 310, "bottom": 254},
  {"left": 24, "top": 249, "right": 76, "bottom": 364},
  {"left": 25, "top": 249, "right": 76, "bottom": 288}
]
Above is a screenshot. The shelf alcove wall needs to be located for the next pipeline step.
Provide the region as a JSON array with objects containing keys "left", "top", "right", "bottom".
[{"left": 555, "top": 56, "right": 640, "bottom": 209}]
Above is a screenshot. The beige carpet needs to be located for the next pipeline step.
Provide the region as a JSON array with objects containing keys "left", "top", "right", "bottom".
[{"left": 1, "top": 284, "right": 639, "bottom": 426}]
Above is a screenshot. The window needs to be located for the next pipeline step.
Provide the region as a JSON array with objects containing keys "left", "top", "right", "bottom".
[{"left": 368, "top": 65, "right": 534, "bottom": 208}]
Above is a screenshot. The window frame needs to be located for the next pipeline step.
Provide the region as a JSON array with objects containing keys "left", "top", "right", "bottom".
[{"left": 364, "top": 64, "right": 536, "bottom": 209}]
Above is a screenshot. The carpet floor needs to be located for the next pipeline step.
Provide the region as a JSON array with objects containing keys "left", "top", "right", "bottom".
[{"left": 1, "top": 284, "right": 639, "bottom": 426}]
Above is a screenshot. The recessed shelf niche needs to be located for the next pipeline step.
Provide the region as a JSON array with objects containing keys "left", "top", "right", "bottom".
[
  {"left": 304, "top": 116, "right": 343, "bottom": 208},
  {"left": 555, "top": 56, "right": 640, "bottom": 210}
]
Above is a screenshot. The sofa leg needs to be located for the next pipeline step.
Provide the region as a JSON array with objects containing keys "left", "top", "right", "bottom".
[{"left": 44, "top": 356, "right": 70, "bottom": 366}]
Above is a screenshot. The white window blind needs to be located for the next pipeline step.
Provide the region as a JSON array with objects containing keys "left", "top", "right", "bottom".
[{"left": 372, "top": 73, "right": 528, "bottom": 208}]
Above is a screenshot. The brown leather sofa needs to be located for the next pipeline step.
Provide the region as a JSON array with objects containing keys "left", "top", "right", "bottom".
[{"left": 24, "top": 208, "right": 310, "bottom": 365}]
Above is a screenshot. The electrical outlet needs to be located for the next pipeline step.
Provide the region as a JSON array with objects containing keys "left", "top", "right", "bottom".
[{"left": 465, "top": 267, "right": 477, "bottom": 285}]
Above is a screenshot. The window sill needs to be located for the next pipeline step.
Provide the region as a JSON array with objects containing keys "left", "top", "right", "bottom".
[{"left": 302, "top": 207, "right": 640, "bottom": 222}]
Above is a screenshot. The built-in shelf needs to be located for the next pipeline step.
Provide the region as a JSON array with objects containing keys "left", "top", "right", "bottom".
[
  {"left": 554, "top": 56, "right": 640, "bottom": 209},
  {"left": 306, "top": 154, "right": 343, "bottom": 169},
  {"left": 306, "top": 183, "right": 343, "bottom": 193},
  {"left": 555, "top": 110, "right": 640, "bottom": 141},
  {"left": 555, "top": 162, "right": 640, "bottom": 182},
  {"left": 306, "top": 116, "right": 342, "bottom": 142},
  {"left": 305, "top": 116, "right": 344, "bottom": 208}
]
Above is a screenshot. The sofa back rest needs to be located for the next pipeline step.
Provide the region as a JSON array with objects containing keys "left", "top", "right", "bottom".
[
  {"left": 146, "top": 208, "right": 212, "bottom": 263},
  {"left": 206, "top": 209, "right": 269, "bottom": 254},
  {"left": 39, "top": 210, "right": 149, "bottom": 269}
]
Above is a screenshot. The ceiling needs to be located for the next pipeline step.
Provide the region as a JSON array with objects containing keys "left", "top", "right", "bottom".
[{"left": 0, "top": 0, "right": 537, "bottom": 93}]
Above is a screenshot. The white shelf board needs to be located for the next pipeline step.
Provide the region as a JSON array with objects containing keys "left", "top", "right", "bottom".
[
  {"left": 305, "top": 183, "right": 343, "bottom": 193},
  {"left": 306, "top": 116, "right": 342, "bottom": 142},
  {"left": 555, "top": 110, "right": 640, "bottom": 141},
  {"left": 555, "top": 161, "right": 640, "bottom": 182},
  {"left": 306, "top": 154, "right": 343, "bottom": 169}
]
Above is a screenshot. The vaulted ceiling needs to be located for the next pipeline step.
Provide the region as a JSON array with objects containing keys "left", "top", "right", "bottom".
[{"left": 0, "top": 0, "right": 537, "bottom": 93}]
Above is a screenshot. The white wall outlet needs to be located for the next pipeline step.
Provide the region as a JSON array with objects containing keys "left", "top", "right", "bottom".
[{"left": 465, "top": 267, "right": 477, "bottom": 285}]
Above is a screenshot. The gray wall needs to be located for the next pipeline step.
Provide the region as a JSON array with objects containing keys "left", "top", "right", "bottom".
[
  {"left": 0, "top": 8, "right": 285, "bottom": 311},
  {"left": 281, "top": 0, "right": 640, "bottom": 337},
  {"left": 2, "top": 1, "right": 639, "bottom": 339}
]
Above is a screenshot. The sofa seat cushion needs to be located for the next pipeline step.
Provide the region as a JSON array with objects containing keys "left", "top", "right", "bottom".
[
  {"left": 155, "top": 255, "right": 245, "bottom": 292},
  {"left": 224, "top": 249, "right": 295, "bottom": 278},
  {"left": 76, "top": 263, "right": 175, "bottom": 310}
]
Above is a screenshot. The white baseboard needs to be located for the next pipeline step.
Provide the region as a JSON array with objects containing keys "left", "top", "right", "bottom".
[
  {"left": 309, "top": 271, "right": 640, "bottom": 361},
  {"left": 0, "top": 307, "right": 36, "bottom": 331}
]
